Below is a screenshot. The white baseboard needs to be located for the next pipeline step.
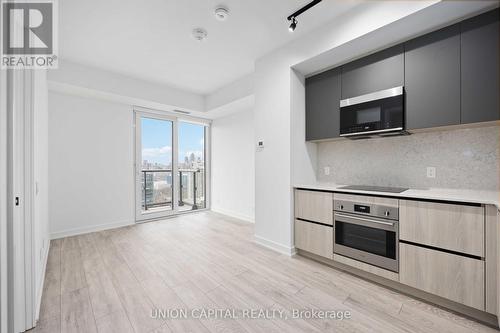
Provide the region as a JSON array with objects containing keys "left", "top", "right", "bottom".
[
  {"left": 211, "top": 207, "right": 254, "bottom": 223},
  {"left": 50, "top": 219, "right": 134, "bottom": 239},
  {"left": 254, "top": 235, "right": 296, "bottom": 256},
  {"left": 35, "top": 240, "right": 50, "bottom": 322}
]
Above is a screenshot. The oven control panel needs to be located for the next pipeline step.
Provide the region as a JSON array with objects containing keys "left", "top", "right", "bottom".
[{"left": 334, "top": 200, "right": 398, "bottom": 221}]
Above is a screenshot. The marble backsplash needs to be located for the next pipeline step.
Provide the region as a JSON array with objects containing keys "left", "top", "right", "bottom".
[{"left": 317, "top": 126, "right": 500, "bottom": 191}]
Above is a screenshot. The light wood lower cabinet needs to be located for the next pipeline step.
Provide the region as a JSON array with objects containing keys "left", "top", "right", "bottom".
[
  {"left": 294, "top": 189, "right": 497, "bottom": 317},
  {"left": 400, "top": 243, "right": 485, "bottom": 310},
  {"left": 400, "top": 200, "right": 484, "bottom": 256},
  {"left": 294, "top": 219, "right": 333, "bottom": 259},
  {"left": 485, "top": 205, "right": 499, "bottom": 314},
  {"left": 294, "top": 190, "right": 333, "bottom": 225}
]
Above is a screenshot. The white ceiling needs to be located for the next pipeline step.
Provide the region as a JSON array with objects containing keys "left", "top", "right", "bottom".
[{"left": 59, "top": 0, "right": 362, "bottom": 95}]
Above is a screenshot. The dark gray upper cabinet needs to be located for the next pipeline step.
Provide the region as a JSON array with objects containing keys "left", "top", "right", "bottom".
[
  {"left": 461, "top": 8, "right": 499, "bottom": 124},
  {"left": 341, "top": 45, "right": 404, "bottom": 99},
  {"left": 405, "top": 24, "right": 461, "bottom": 130},
  {"left": 305, "top": 68, "right": 341, "bottom": 141}
]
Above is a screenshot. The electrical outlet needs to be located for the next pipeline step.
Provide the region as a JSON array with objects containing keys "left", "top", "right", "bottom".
[
  {"left": 426, "top": 167, "right": 436, "bottom": 178},
  {"left": 324, "top": 166, "right": 330, "bottom": 176}
]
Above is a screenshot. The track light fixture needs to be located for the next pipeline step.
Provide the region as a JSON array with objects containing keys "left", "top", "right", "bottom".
[
  {"left": 286, "top": 0, "right": 322, "bottom": 32},
  {"left": 289, "top": 17, "right": 297, "bottom": 32}
]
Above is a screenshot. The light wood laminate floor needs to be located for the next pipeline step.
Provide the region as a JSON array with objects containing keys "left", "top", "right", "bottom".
[{"left": 33, "top": 211, "right": 498, "bottom": 333}]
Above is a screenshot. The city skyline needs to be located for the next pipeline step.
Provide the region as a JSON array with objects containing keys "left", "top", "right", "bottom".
[
  {"left": 141, "top": 118, "right": 205, "bottom": 166},
  {"left": 142, "top": 152, "right": 203, "bottom": 170}
]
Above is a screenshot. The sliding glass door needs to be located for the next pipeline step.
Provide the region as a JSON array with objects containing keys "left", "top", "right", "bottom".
[{"left": 135, "top": 111, "right": 209, "bottom": 221}]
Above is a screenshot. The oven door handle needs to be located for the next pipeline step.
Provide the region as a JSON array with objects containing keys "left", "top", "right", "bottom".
[{"left": 334, "top": 213, "right": 395, "bottom": 226}]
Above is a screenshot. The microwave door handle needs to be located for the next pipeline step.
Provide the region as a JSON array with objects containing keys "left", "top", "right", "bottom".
[
  {"left": 334, "top": 213, "right": 395, "bottom": 227},
  {"left": 339, "top": 127, "right": 404, "bottom": 137}
]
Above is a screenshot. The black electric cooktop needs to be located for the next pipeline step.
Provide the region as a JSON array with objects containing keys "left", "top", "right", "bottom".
[{"left": 338, "top": 185, "right": 408, "bottom": 193}]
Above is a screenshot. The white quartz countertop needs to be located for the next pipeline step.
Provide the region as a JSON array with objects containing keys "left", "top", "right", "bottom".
[{"left": 294, "top": 183, "right": 500, "bottom": 209}]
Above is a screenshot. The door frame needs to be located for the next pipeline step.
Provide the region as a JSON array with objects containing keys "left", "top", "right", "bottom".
[
  {"left": 133, "top": 107, "right": 211, "bottom": 222},
  {"left": 5, "top": 68, "right": 36, "bottom": 332},
  {"left": 0, "top": 67, "right": 8, "bottom": 333}
]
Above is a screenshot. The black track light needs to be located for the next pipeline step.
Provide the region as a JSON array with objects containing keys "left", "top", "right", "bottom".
[
  {"left": 286, "top": 0, "right": 322, "bottom": 32},
  {"left": 289, "top": 17, "right": 297, "bottom": 32}
]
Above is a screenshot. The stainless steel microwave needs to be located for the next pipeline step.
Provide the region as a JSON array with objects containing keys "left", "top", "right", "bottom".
[{"left": 339, "top": 86, "right": 404, "bottom": 137}]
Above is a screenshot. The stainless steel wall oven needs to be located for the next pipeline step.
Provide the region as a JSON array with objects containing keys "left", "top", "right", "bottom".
[{"left": 334, "top": 198, "right": 399, "bottom": 272}]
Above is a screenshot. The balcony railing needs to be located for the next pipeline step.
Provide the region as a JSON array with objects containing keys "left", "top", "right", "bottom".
[{"left": 142, "top": 169, "right": 205, "bottom": 211}]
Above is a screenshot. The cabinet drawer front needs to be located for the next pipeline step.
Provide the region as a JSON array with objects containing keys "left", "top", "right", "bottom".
[
  {"left": 294, "top": 190, "right": 333, "bottom": 225},
  {"left": 294, "top": 219, "right": 333, "bottom": 259},
  {"left": 400, "top": 200, "right": 484, "bottom": 256},
  {"left": 333, "top": 254, "right": 399, "bottom": 282},
  {"left": 400, "top": 243, "right": 484, "bottom": 310}
]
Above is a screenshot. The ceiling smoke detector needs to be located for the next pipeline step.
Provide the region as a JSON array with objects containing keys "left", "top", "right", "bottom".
[
  {"left": 192, "top": 28, "right": 208, "bottom": 41},
  {"left": 214, "top": 6, "right": 229, "bottom": 21}
]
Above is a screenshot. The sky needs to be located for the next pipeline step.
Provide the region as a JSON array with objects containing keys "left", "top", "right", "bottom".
[{"left": 141, "top": 117, "right": 204, "bottom": 166}]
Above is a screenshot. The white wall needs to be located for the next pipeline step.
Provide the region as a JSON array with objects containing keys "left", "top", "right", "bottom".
[
  {"left": 48, "top": 92, "right": 135, "bottom": 238},
  {"left": 211, "top": 110, "right": 255, "bottom": 222},
  {"left": 33, "top": 69, "right": 50, "bottom": 319},
  {"left": 254, "top": 50, "right": 295, "bottom": 254}
]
